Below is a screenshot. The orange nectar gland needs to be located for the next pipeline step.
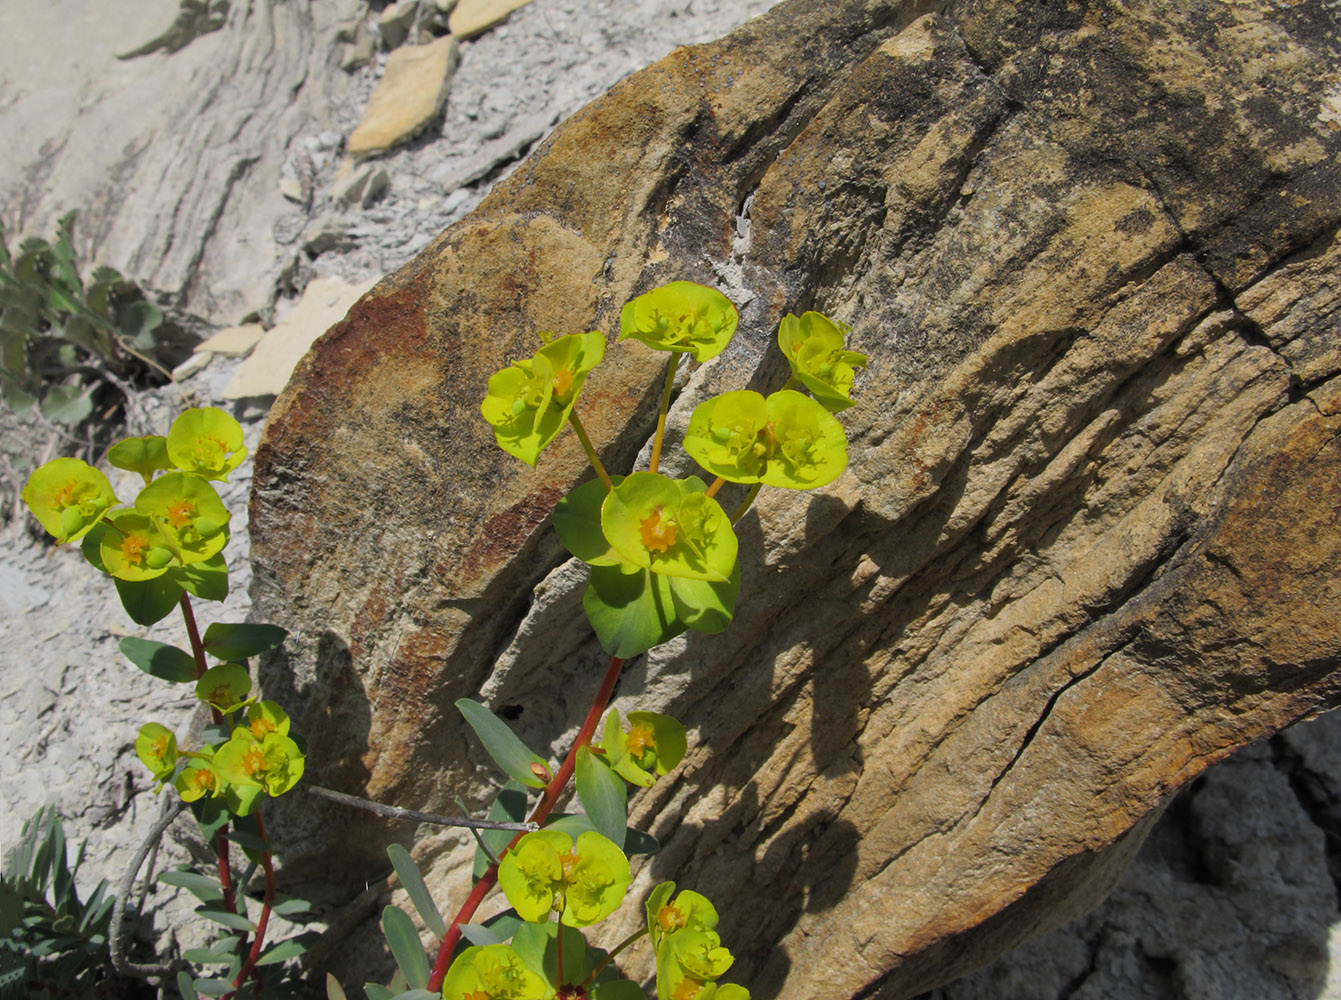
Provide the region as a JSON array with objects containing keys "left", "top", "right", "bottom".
[
  {"left": 673, "top": 979, "right": 707, "bottom": 1000},
  {"left": 462, "top": 992, "right": 491, "bottom": 1000},
  {"left": 164, "top": 498, "right": 196, "bottom": 529},
  {"left": 187, "top": 768, "right": 216, "bottom": 796},
  {"left": 657, "top": 901, "right": 686, "bottom": 935},
  {"left": 560, "top": 846, "right": 583, "bottom": 881},
  {"left": 121, "top": 531, "right": 151, "bottom": 566},
  {"left": 52, "top": 480, "right": 80, "bottom": 508},
  {"left": 552, "top": 365, "right": 575, "bottom": 400},
  {"left": 248, "top": 716, "right": 276, "bottom": 740},
  {"left": 242, "top": 745, "right": 267, "bottom": 777},
  {"left": 626, "top": 722, "right": 655, "bottom": 757},
  {"left": 640, "top": 506, "right": 678, "bottom": 554}
]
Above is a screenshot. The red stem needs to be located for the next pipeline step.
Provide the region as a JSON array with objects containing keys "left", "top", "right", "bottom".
[
  {"left": 228, "top": 813, "right": 277, "bottom": 994},
  {"left": 425, "top": 655, "right": 627, "bottom": 992}
]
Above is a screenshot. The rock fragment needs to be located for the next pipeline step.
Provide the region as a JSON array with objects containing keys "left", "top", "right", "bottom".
[
  {"left": 348, "top": 35, "right": 460, "bottom": 159},
  {"left": 448, "top": 0, "right": 533, "bottom": 40},
  {"left": 224, "top": 275, "right": 379, "bottom": 399}
]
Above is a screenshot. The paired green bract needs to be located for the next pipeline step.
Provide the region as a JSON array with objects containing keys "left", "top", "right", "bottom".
[
  {"left": 618, "top": 282, "right": 738, "bottom": 361},
  {"left": 777, "top": 311, "right": 868, "bottom": 412},
  {"left": 683, "top": 389, "right": 848, "bottom": 489},
  {"left": 481, "top": 331, "right": 605, "bottom": 466},
  {"left": 498, "top": 829, "right": 632, "bottom": 927}
]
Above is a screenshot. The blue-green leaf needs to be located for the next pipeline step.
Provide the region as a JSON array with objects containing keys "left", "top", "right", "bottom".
[
  {"left": 119, "top": 637, "right": 197, "bottom": 683},
  {"left": 455, "top": 699, "right": 549, "bottom": 789},
  {"left": 387, "top": 844, "right": 446, "bottom": 938},
  {"left": 381, "top": 905, "right": 429, "bottom": 990},
  {"left": 472, "top": 783, "right": 529, "bottom": 879},
  {"left": 159, "top": 869, "right": 223, "bottom": 903},
  {"left": 201, "top": 622, "right": 288, "bottom": 661},
  {"left": 575, "top": 748, "right": 627, "bottom": 849}
]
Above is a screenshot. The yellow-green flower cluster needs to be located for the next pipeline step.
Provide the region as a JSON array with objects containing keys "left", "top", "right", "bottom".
[
  {"left": 21, "top": 406, "right": 245, "bottom": 585},
  {"left": 598, "top": 710, "right": 686, "bottom": 788},
  {"left": 480, "top": 331, "right": 605, "bottom": 466},
  {"left": 777, "top": 311, "right": 867, "bottom": 412},
  {"left": 647, "top": 883, "right": 749, "bottom": 1000},
  {"left": 683, "top": 390, "right": 847, "bottom": 490},
  {"left": 497, "top": 829, "right": 631, "bottom": 928},
  {"left": 136, "top": 698, "right": 304, "bottom": 817},
  {"left": 618, "top": 282, "right": 738, "bottom": 362}
]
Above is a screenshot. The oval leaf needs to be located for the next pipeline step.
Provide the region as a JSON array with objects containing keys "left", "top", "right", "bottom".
[
  {"left": 119, "top": 637, "right": 197, "bottom": 683},
  {"left": 455, "top": 699, "right": 549, "bottom": 789},
  {"left": 387, "top": 844, "right": 446, "bottom": 938},
  {"left": 381, "top": 904, "right": 429, "bottom": 991},
  {"left": 201, "top": 622, "right": 287, "bottom": 661},
  {"left": 575, "top": 748, "right": 627, "bottom": 849}
]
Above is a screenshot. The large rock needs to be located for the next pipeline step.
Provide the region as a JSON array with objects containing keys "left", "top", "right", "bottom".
[{"left": 249, "top": 0, "right": 1341, "bottom": 996}]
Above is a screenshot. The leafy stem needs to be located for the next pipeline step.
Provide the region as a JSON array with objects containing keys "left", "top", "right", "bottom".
[
  {"left": 227, "top": 812, "right": 276, "bottom": 996},
  {"left": 425, "top": 654, "right": 628, "bottom": 993}
]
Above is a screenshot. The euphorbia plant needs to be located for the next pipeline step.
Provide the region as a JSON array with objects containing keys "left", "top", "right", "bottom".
[
  {"left": 355, "top": 282, "right": 864, "bottom": 1000},
  {"left": 21, "top": 406, "right": 315, "bottom": 998}
]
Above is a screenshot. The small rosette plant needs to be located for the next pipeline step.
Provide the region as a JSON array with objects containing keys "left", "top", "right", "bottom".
[{"left": 776, "top": 310, "right": 867, "bottom": 412}]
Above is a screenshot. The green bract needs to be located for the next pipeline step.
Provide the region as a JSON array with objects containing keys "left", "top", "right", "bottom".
[
  {"left": 165, "top": 406, "right": 247, "bottom": 481},
  {"left": 600, "top": 473, "right": 737, "bottom": 582},
  {"left": 442, "top": 943, "right": 549, "bottom": 1000},
  {"left": 683, "top": 390, "right": 848, "bottom": 490},
  {"left": 618, "top": 282, "right": 738, "bottom": 362},
  {"left": 135, "top": 722, "right": 178, "bottom": 788},
  {"left": 107, "top": 435, "right": 172, "bottom": 484},
  {"left": 135, "top": 471, "right": 230, "bottom": 565},
  {"left": 21, "top": 457, "right": 118, "bottom": 544},
  {"left": 777, "top": 311, "right": 867, "bottom": 412},
  {"left": 174, "top": 752, "right": 221, "bottom": 803},
  {"left": 480, "top": 331, "right": 605, "bottom": 467},
  {"left": 195, "top": 663, "right": 252, "bottom": 714},
  {"left": 600, "top": 710, "right": 686, "bottom": 788},
  {"left": 99, "top": 513, "right": 176, "bottom": 581},
  {"left": 497, "top": 829, "right": 631, "bottom": 927},
  {"left": 557, "top": 478, "right": 741, "bottom": 656}
]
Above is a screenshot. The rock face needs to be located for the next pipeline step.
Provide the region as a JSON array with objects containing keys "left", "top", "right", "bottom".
[{"left": 249, "top": 1, "right": 1341, "bottom": 997}]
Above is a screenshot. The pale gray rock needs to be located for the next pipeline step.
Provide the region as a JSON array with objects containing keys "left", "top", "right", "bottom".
[{"left": 0, "top": 0, "right": 364, "bottom": 326}]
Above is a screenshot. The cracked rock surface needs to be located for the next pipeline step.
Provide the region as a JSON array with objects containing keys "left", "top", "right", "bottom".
[
  {"left": 3, "top": 0, "right": 1341, "bottom": 997},
  {"left": 249, "top": 0, "right": 1341, "bottom": 995}
]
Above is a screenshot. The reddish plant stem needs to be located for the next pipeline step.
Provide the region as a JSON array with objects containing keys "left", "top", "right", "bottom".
[
  {"left": 179, "top": 592, "right": 209, "bottom": 679},
  {"left": 216, "top": 826, "right": 246, "bottom": 955},
  {"left": 425, "top": 654, "right": 627, "bottom": 993},
  {"left": 228, "top": 812, "right": 277, "bottom": 994}
]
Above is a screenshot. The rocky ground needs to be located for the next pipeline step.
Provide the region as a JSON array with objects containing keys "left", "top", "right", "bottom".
[{"left": 2, "top": 1, "right": 1340, "bottom": 998}]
